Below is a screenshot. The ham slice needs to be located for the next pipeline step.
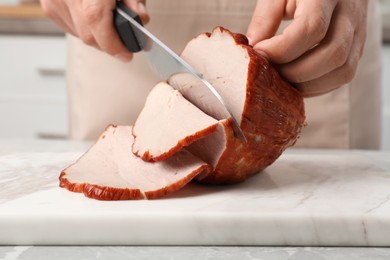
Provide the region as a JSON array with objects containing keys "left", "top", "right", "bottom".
[
  {"left": 132, "top": 82, "right": 219, "bottom": 162},
  {"left": 59, "top": 125, "right": 212, "bottom": 200},
  {"left": 59, "top": 26, "right": 305, "bottom": 200}
]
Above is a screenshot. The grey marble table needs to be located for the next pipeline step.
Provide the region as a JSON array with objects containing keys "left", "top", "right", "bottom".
[{"left": 1, "top": 138, "right": 390, "bottom": 259}]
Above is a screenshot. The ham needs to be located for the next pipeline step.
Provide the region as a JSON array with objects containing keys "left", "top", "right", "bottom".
[
  {"left": 60, "top": 26, "right": 305, "bottom": 200},
  {"left": 132, "top": 82, "right": 220, "bottom": 162},
  {"left": 134, "top": 27, "right": 305, "bottom": 184},
  {"left": 59, "top": 125, "right": 212, "bottom": 200}
]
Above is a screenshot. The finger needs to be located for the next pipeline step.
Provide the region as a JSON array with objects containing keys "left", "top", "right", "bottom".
[
  {"left": 47, "top": 12, "right": 76, "bottom": 36},
  {"left": 40, "top": 0, "right": 76, "bottom": 35},
  {"left": 67, "top": 0, "right": 98, "bottom": 47},
  {"left": 280, "top": 13, "right": 355, "bottom": 83},
  {"left": 124, "top": 0, "right": 150, "bottom": 25},
  {"left": 246, "top": 0, "right": 285, "bottom": 46},
  {"left": 294, "top": 33, "right": 363, "bottom": 97},
  {"left": 352, "top": 1, "right": 368, "bottom": 59},
  {"left": 82, "top": 0, "right": 133, "bottom": 61},
  {"left": 253, "top": 0, "right": 337, "bottom": 64}
]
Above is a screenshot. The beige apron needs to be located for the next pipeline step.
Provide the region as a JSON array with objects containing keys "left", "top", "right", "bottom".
[{"left": 66, "top": 0, "right": 382, "bottom": 149}]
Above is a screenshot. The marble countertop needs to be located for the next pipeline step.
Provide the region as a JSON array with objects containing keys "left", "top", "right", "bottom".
[
  {"left": 1, "top": 246, "right": 390, "bottom": 260},
  {"left": 1, "top": 138, "right": 390, "bottom": 259}
]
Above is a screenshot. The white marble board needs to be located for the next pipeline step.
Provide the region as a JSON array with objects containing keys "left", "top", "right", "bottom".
[{"left": 0, "top": 150, "right": 390, "bottom": 246}]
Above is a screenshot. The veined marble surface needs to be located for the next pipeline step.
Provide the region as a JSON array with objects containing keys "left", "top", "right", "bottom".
[
  {"left": 1, "top": 246, "right": 390, "bottom": 260},
  {"left": 0, "top": 140, "right": 390, "bottom": 247}
]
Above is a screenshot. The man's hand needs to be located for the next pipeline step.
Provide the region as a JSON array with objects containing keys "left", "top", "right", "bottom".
[
  {"left": 40, "top": 0, "right": 149, "bottom": 62},
  {"left": 247, "top": 0, "right": 368, "bottom": 97}
]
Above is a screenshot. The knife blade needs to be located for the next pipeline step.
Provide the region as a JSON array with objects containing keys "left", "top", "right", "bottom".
[{"left": 114, "top": 2, "right": 246, "bottom": 142}]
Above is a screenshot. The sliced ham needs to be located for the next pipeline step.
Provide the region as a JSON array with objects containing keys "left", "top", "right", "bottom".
[
  {"left": 59, "top": 26, "right": 305, "bottom": 200},
  {"left": 134, "top": 27, "right": 306, "bottom": 184},
  {"left": 132, "top": 82, "right": 219, "bottom": 162},
  {"left": 60, "top": 125, "right": 212, "bottom": 200},
  {"left": 176, "top": 28, "right": 251, "bottom": 124}
]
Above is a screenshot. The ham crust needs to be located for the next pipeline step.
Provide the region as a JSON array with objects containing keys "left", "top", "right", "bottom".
[{"left": 60, "top": 125, "right": 212, "bottom": 200}]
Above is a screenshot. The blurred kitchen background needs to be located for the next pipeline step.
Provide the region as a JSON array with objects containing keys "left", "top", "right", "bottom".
[{"left": 0, "top": 0, "right": 389, "bottom": 150}]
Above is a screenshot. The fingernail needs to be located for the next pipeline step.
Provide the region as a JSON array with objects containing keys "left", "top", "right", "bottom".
[
  {"left": 252, "top": 44, "right": 269, "bottom": 59},
  {"left": 115, "top": 53, "right": 132, "bottom": 62},
  {"left": 138, "top": 2, "right": 147, "bottom": 14},
  {"left": 246, "top": 36, "right": 253, "bottom": 46},
  {"left": 256, "top": 49, "right": 269, "bottom": 59}
]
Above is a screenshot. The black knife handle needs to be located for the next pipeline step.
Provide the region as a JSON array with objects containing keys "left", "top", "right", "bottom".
[{"left": 114, "top": 1, "right": 144, "bottom": 52}]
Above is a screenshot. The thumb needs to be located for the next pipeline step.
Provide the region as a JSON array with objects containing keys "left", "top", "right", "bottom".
[{"left": 246, "top": 0, "right": 285, "bottom": 46}]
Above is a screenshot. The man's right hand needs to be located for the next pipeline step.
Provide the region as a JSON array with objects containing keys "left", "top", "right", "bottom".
[{"left": 40, "top": 0, "right": 149, "bottom": 62}]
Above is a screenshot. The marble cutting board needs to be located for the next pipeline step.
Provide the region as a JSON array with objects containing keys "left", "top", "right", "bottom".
[{"left": 0, "top": 150, "right": 390, "bottom": 246}]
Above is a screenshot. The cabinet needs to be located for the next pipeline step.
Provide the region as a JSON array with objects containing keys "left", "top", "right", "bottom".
[
  {"left": 381, "top": 0, "right": 390, "bottom": 42},
  {"left": 0, "top": 34, "right": 68, "bottom": 138}
]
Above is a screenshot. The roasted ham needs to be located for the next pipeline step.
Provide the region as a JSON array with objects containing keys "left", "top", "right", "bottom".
[
  {"left": 134, "top": 27, "right": 305, "bottom": 184},
  {"left": 60, "top": 27, "right": 305, "bottom": 200}
]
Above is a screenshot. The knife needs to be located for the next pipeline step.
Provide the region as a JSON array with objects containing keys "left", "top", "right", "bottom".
[{"left": 113, "top": 2, "right": 246, "bottom": 142}]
